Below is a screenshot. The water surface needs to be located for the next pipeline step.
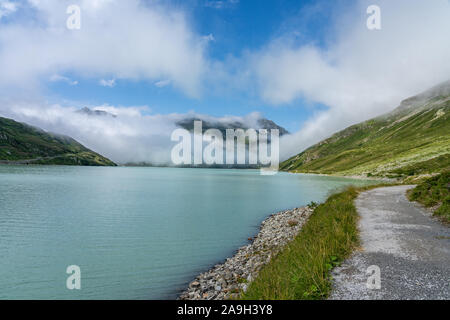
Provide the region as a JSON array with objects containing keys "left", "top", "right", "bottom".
[{"left": 0, "top": 166, "right": 374, "bottom": 299}]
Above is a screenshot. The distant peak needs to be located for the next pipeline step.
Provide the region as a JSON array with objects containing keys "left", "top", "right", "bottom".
[
  {"left": 76, "top": 107, "right": 117, "bottom": 118},
  {"left": 396, "top": 80, "right": 450, "bottom": 112},
  {"left": 176, "top": 115, "right": 289, "bottom": 136}
]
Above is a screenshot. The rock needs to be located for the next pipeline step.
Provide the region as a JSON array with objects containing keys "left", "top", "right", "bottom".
[{"left": 178, "top": 206, "right": 313, "bottom": 300}]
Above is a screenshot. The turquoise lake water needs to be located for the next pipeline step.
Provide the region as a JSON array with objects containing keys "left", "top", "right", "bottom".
[{"left": 0, "top": 166, "right": 375, "bottom": 299}]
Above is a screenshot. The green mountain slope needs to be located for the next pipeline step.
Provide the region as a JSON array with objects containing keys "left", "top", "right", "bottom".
[
  {"left": 280, "top": 81, "right": 450, "bottom": 177},
  {"left": 0, "top": 116, "right": 116, "bottom": 166}
]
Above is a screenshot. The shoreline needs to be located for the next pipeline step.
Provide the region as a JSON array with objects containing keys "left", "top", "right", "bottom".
[
  {"left": 179, "top": 206, "right": 313, "bottom": 300},
  {"left": 285, "top": 170, "right": 396, "bottom": 181}
]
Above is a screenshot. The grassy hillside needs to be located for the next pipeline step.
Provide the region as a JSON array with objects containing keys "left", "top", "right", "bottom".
[
  {"left": 280, "top": 81, "right": 450, "bottom": 177},
  {"left": 0, "top": 116, "right": 116, "bottom": 166},
  {"left": 407, "top": 171, "right": 449, "bottom": 223}
]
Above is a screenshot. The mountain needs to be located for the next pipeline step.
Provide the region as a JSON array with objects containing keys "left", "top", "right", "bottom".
[
  {"left": 0, "top": 116, "right": 116, "bottom": 166},
  {"left": 76, "top": 107, "right": 117, "bottom": 118},
  {"left": 280, "top": 81, "right": 450, "bottom": 177},
  {"left": 176, "top": 117, "right": 289, "bottom": 136}
]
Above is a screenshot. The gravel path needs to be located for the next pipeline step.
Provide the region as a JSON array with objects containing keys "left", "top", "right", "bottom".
[{"left": 330, "top": 185, "right": 450, "bottom": 300}]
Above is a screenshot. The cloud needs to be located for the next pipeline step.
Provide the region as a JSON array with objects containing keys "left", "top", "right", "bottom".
[
  {"left": 0, "top": 0, "right": 449, "bottom": 165},
  {"left": 202, "top": 33, "right": 215, "bottom": 42},
  {"left": 0, "top": 0, "right": 209, "bottom": 97},
  {"left": 0, "top": 100, "right": 269, "bottom": 165},
  {"left": 99, "top": 78, "right": 116, "bottom": 87},
  {"left": 0, "top": 100, "right": 178, "bottom": 164},
  {"left": 154, "top": 79, "right": 171, "bottom": 88},
  {"left": 50, "top": 74, "right": 78, "bottom": 86},
  {"left": 204, "top": 0, "right": 239, "bottom": 10},
  {"left": 249, "top": 0, "right": 450, "bottom": 159},
  {"left": 0, "top": 0, "right": 17, "bottom": 19}
]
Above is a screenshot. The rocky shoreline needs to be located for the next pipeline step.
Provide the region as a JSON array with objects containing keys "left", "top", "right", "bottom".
[{"left": 179, "top": 206, "right": 313, "bottom": 300}]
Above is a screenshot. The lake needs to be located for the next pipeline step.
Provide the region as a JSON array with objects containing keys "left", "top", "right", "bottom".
[{"left": 0, "top": 166, "right": 374, "bottom": 299}]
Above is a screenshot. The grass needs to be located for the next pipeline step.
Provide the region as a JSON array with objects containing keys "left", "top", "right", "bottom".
[
  {"left": 388, "top": 154, "right": 450, "bottom": 177},
  {"left": 242, "top": 85, "right": 450, "bottom": 299},
  {"left": 280, "top": 97, "right": 449, "bottom": 177},
  {"left": 0, "top": 116, "right": 115, "bottom": 166},
  {"left": 407, "top": 171, "right": 450, "bottom": 223},
  {"left": 241, "top": 186, "right": 383, "bottom": 300}
]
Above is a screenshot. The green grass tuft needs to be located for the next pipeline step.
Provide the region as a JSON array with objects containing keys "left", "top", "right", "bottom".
[
  {"left": 389, "top": 154, "right": 450, "bottom": 177},
  {"left": 241, "top": 187, "right": 366, "bottom": 300},
  {"left": 408, "top": 171, "right": 450, "bottom": 223}
]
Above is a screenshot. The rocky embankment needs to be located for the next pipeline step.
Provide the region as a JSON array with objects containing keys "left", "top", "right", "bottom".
[{"left": 179, "top": 206, "right": 313, "bottom": 300}]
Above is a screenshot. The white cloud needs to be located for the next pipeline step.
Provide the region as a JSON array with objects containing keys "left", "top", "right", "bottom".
[
  {"left": 0, "top": 1, "right": 17, "bottom": 19},
  {"left": 0, "top": 100, "right": 178, "bottom": 164},
  {"left": 99, "top": 78, "right": 116, "bottom": 87},
  {"left": 0, "top": 0, "right": 209, "bottom": 96},
  {"left": 0, "top": 0, "right": 449, "bottom": 165},
  {"left": 202, "top": 33, "right": 215, "bottom": 42},
  {"left": 205, "top": 0, "right": 239, "bottom": 10},
  {"left": 0, "top": 100, "right": 267, "bottom": 165},
  {"left": 250, "top": 0, "right": 450, "bottom": 159},
  {"left": 154, "top": 79, "right": 171, "bottom": 88},
  {"left": 50, "top": 74, "right": 78, "bottom": 86}
]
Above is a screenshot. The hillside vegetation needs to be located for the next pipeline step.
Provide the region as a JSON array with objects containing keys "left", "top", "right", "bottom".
[
  {"left": 280, "top": 81, "right": 450, "bottom": 178},
  {"left": 0, "top": 116, "right": 116, "bottom": 166},
  {"left": 245, "top": 82, "right": 450, "bottom": 301},
  {"left": 242, "top": 185, "right": 389, "bottom": 300},
  {"left": 408, "top": 171, "right": 450, "bottom": 223}
]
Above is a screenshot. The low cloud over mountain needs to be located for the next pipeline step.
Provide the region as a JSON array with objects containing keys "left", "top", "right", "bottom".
[{"left": 0, "top": 101, "right": 287, "bottom": 165}]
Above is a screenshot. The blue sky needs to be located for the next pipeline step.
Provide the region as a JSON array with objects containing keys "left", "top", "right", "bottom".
[
  {"left": 43, "top": 0, "right": 341, "bottom": 132},
  {"left": 0, "top": 0, "right": 449, "bottom": 163}
]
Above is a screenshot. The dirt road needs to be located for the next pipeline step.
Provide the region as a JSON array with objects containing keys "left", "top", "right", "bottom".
[{"left": 330, "top": 185, "right": 450, "bottom": 300}]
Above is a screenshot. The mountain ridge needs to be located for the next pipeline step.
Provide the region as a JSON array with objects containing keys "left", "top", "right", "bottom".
[
  {"left": 280, "top": 81, "right": 450, "bottom": 178},
  {"left": 0, "top": 116, "right": 116, "bottom": 166},
  {"left": 176, "top": 117, "right": 289, "bottom": 136}
]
